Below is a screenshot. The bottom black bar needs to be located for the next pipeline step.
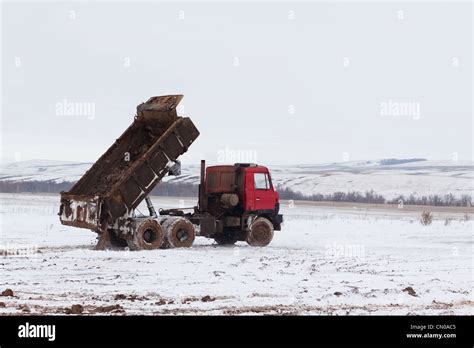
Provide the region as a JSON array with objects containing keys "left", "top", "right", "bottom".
[{"left": 0, "top": 315, "right": 472, "bottom": 346}]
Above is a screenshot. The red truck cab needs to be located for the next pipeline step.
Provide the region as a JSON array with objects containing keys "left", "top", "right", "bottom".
[
  {"left": 199, "top": 163, "right": 283, "bottom": 246},
  {"left": 205, "top": 164, "right": 280, "bottom": 212}
]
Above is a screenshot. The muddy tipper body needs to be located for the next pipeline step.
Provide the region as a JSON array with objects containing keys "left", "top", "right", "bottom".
[{"left": 59, "top": 95, "right": 282, "bottom": 250}]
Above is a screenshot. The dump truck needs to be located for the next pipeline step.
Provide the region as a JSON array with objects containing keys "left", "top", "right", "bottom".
[{"left": 59, "top": 95, "right": 283, "bottom": 250}]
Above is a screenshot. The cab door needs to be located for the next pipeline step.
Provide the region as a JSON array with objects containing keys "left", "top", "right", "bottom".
[{"left": 252, "top": 171, "right": 275, "bottom": 211}]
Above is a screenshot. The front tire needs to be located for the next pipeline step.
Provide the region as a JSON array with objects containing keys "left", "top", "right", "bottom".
[{"left": 246, "top": 217, "right": 274, "bottom": 247}]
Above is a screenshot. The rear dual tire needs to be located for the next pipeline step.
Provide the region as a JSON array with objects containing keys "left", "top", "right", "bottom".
[
  {"left": 127, "top": 219, "right": 164, "bottom": 250},
  {"left": 126, "top": 217, "right": 196, "bottom": 250},
  {"left": 161, "top": 218, "right": 196, "bottom": 248}
]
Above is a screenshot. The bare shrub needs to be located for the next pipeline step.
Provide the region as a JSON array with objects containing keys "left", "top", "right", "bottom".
[{"left": 420, "top": 211, "right": 433, "bottom": 226}]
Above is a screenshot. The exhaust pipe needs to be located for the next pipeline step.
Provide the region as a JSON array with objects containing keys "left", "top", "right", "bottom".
[{"left": 199, "top": 160, "right": 207, "bottom": 211}]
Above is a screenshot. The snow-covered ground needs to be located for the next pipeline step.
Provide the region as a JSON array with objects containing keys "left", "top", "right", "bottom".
[
  {"left": 0, "top": 193, "right": 472, "bottom": 315},
  {"left": 1, "top": 159, "right": 473, "bottom": 199}
]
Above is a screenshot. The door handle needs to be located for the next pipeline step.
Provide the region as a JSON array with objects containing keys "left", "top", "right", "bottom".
[{"left": 256, "top": 198, "right": 260, "bottom": 201}]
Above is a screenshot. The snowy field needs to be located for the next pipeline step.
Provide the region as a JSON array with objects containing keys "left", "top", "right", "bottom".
[{"left": 0, "top": 193, "right": 472, "bottom": 315}]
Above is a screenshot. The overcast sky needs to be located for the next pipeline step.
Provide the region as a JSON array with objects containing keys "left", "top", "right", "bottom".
[{"left": 1, "top": 1, "right": 472, "bottom": 165}]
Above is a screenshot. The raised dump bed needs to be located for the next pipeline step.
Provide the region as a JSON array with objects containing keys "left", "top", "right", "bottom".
[{"left": 59, "top": 95, "right": 199, "bottom": 234}]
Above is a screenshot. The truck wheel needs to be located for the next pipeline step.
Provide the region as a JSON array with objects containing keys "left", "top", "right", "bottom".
[
  {"left": 246, "top": 217, "right": 274, "bottom": 247},
  {"left": 214, "top": 231, "right": 237, "bottom": 245},
  {"left": 127, "top": 219, "right": 164, "bottom": 250},
  {"left": 163, "top": 218, "right": 195, "bottom": 248}
]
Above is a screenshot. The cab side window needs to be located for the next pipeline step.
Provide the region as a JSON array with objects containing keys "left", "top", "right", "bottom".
[{"left": 254, "top": 173, "right": 269, "bottom": 190}]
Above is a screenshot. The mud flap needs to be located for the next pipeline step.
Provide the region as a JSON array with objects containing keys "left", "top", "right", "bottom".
[
  {"left": 94, "top": 230, "right": 127, "bottom": 250},
  {"left": 95, "top": 231, "right": 110, "bottom": 250}
]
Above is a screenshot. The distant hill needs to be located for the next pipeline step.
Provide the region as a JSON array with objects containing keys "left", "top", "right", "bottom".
[
  {"left": 379, "top": 158, "right": 426, "bottom": 165},
  {"left": 1, "top": 159, "right": 473, "bottom": 200}
]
